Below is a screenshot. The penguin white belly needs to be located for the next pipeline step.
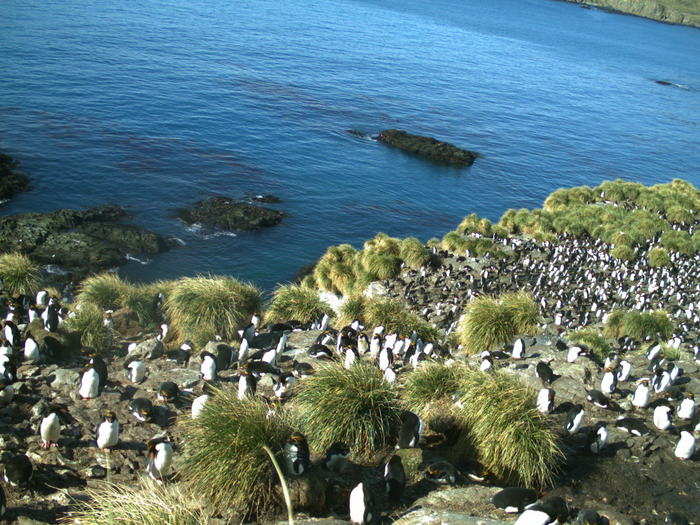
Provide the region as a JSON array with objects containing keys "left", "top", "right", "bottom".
[
  {"left": 536, "top": 389, "right": 551, "bottom": 414},
  {"left": 678, "top": 399, "right": 695, "bottom": 419},
  {"left": 600, "top": 373, "right": 615, "bottom": 394},
  {"left": 200, "top": 358, "right": 216, "bottom": 381},
  {"left": 79, "top": 368, "right": 100, "bottom": 399},
  {"left": 40, "top": 413, "right": 60, "bottom": 445},
  {"left": 379, "top": 351, "right": 390, "bottom": 371},
  {"left": 653, "top": 408, "right": 671, "bottom": 430},
  {"left": 24, "top": 340, "right": 39, "bottom": 362},
  {"left": 349, "top": 483, "right": 367, "bottom": 524},
  {"left": 617, "top": 362, "right": 631, "bottom": 381},
  {"left": 238, "top": 377, "right": 250, "bottom": 400},
  {"left": 191, "top": 394, "right": 209, "bottom": 418},
  {"left": 514, "top": 509, "right": 552, "bottom": 525},
  {"left": 674, "top": 432, "right": 695, "bottom": 460},
  {"left": 149, "top": 443, "right": 173, "bottom": 478},
  {"left": 96, "top": 421, "right": 119, "bottom": 449},
  {"left": 632, "top": 386, "right": 649, "bottom": 408},
  {"left": 128, "top": 361, "right": 147, "bottom": 383}
]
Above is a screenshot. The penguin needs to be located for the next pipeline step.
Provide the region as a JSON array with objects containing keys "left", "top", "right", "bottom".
[
  {"left": 383, "top": 366, "right": 397, "bottom": 384},
  {"left": 237, "top": 337, "right": 250, "bottom": 362},
  {"left": 424, "top": 461, "right": 458, "bottom": 485},
  {"left": 565, "top": 404, "right": 585, "bottom": 434},
  {"left": 39, "top": 405, "right": 62, "bottom": 448},
  {"left": 344, "top": 346, "right": 358, "bottom": 369},
  {"left": 491, "top": 487, "right": 538, "bottom": 513},
  {"left": 23, "top": 334, "right": 40, "bottom": 362},
  {"left": 79, "top": 364, "right": 101, "bottom": 400},
  {"left": 586, "top": 389, "right": 615, "bottom": 409},
  {"left": 44, "top": 303, "right": 59, "bottom": 332},
  {"left": 653, "top": 405, "right": 673, "bottom": 430},
  {"left": 369, "top": 334, "right": 382, "bottom": 358},
  {"left": 237, "top": 370, "right": 257, "bottom": 400},
  {"left": 515, "top": 496, "right": 568, "bottom": 525},
  {"left": 123, "top": 356, "right": 147, "bottom": 384},
  {"left": 273, "top": 373, "right": 296, "bottom": 400},
  {"left": 128, "top": 398, "right": 154, "bottom": 422},
  {"left": 166, "top": 341, "right": 193, "bottom": 366},
  {"left": 357, "top": 333, "right": 369, "bottom": 355},
  {"left": 615, "top": 416, "right": 649, "bottom": 436},
  {"left": 146, "top": 436, "right": 174, "bottom": 481},
  {"left": 536, "top": 360, "right": 558, "bottom": 386},
  {"left": 308, "top": 343, "right": 333, "bottom": 360},
  {"left": 587, "top": 422, "right": 608, "bottom": 454},
  {"left": 383, "top": 454, "right": 406, "bottom": 502},
  {"left": 191, "top": 383, "right": 215, "bottom": 419},
  {"left": 213, "top": 343, "right": 233, "bottom": 371},
  {"left": 616, "top": 360, "right": 632, "bottom": 382},
  {"left": 157, "top": 323, "right": 169, "bottom": 342},
  {"left": 96, "top": 411, "right": 120, "bottom": 449},
  {"left": 349, "top": 482, "right": 373, "bottom": 525},
  {"left": 651, "top": 367, "right": 671, "bottom": 393},
  {"left": 512, "top": 338, "right": 526, "bottom": 359},
  {"left": 199, "top": 351, "right": 217, "bottom": 381},
  {"left": 536, "top": 388, "right": 555, "bottom": 414},
  {"left": 632, "top": 378, "right": 650, "bottom": 409},
  {"left": 566, "top": 346, "right": 587, "bottom": 363},
  {"left": 674, "top": 431, "right": 695, "bottom": 460},
  {"left": 479, "top": 355, "right": 493, "bottom": 372},
  {"left": 102, "top": 310, "right": 114, "bottom": 329},
  {"left": 646, "top": 343, "right": 662, "bottom": 361},
  {"left": 677, "top": 392, "right": 695, "bottom": 420},
  {"left": 600, "top": 367, "right": 617, "bottom": 395},
  {"left": 86, "top": 355, "right": 108, "bottom": 392},
  {"left": 0, "top": 378, "right": 15, "bottom": 405},
  {"left": 3, "top": 453, "right": 33, "bottom": 487},
  {"left": 2, "top": 320, "right": 19, "bottom": 348},
  {"left": 323, "top": 442, "right": 349, "bottom": 473},
  {"left": 397, "top": 410, "right": 421, "bottom": 449},
  {"left": 378, "top": 345, "right": 393, "bottom": 371},
  {"left": 284, "top": 432, "right": 310, "bottom": 476},
  {"left": 36, "top": 289, "right": 48, "bottom": 307},
  {"left": 157, "top": 381, "right": 179, "bottom": 403}
]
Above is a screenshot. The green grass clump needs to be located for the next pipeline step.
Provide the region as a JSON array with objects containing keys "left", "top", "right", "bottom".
[
  {"left": 336, "top": 295, "right": 368, "bottom": 327},
  {"left": 399, "top": 237, "right": 430, "bottom": 269},
  {"left": 402, "top": 362, "right": 465, "bottom": 410},
  {"left": 660, "top": 229, "right": 695, "bottom": 255},
  {"left": 266, "top": 283, "right": 333, "bottom": 325},
  {"left": 295, "top": 362, "right": 402, "bottom": 459},
  {"left": 457, "top": 291, "right": 540, "bottom": 354},
  {"left": 165, "top": 275, "right": 261, "bottom": 345},
  {"left": 64, "top": 303, "right": 116, "bottom": 350},
  {"left": 0, "top": 252, "right": 40, "bottom": 296},
  {"left": 363, "top": 297, "right": 440, "bottom": 341},
  {"left": 76, "top": 272, "right": 129, "bottom": 311},
  {"left": 610, "top": 244, "right": 635, "bottom": 262},
  {"left": 648, "top": 246, "right": 671, "bottom": 267},
  {"left": 457, "top": 213, "right": 493, "bottom": 236},
  {"left": 181, "top": 393, "right": 295, "bottom": 518},
  {"left": 455, "top": 368, "right": 562, "bottom": 488},
  {"left": 121, "top": 281, "right": 170, "bottom": 329},
  {"left": 565, "top": 327, "right": 613, "bottom": 359},
  {"left": 604, "top": 309, "right": 674, "bottom": 342},
  {"left": 69, "top": 478, "right": 210, "bottom": 525}
]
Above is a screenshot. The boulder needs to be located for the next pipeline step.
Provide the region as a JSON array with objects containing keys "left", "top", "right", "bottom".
[
  {"left": 50, "top": 369, "right": 81, "bottom": 390},
  {"left": 377, "top": 129, "right": 477, "bottom": 167},
  {"left": 176, "top": 196, "right": 285, "bottom": 231},
  {"left": 129, "top": 337, "right": 164, "bottom": 359},
  {"left": 395, "top": 509, "right": 510, "bottom": 525}
]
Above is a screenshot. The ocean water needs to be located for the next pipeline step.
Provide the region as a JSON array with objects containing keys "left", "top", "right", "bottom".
[{"left": 1, "top": 0, "right": 698, "bottom": 290}]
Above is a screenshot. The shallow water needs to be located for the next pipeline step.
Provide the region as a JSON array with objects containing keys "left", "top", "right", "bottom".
[{"left": 1, "top": 0, "right": 698, "bottom": 290}]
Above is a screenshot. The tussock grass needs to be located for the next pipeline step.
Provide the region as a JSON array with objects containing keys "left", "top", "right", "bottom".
[
  {"left": 610, "top": 244, "right": 635, "bottom": 261},
  {"left": 565, "top": 327, "right": 613, "bottom": 359},
  {"left": 661, "top": 229, "right": 695, "bottom": 255},
  {"left": 648, "top": 246, "right": 671, "bottom": 267},
  {"left": 64, "top": 303, "right": 116, "bottom": 350},
  {"left": 165, "top": 275, "right": 261, "bottom": 345},
  {"left": 68, "top": 478, "right": 210, "bottom": 525},
  {"left": 180, "top": 392, "right": 295, "bottom": 518},
  {"left": 0, "top": 252, "right": 40, "bottom": 296},
  {"left": 456, "top": 292, "right": 539, "bottom": 354},
  {"left": 121, "top": 281, "right": 170, "bottom": 329},
  {"left": 336, "top": 295, "right": 368, "bottom": 327},
  {"left": 402, "top": 362, "right": 465, "bottom": 410},
  {"left": 266, "top": 283, "right": 333, "bottom": 325},
  {"left": 76, "top": 272, "right": 129, "bottom": 311},
  {"left": 399, "top": 237, "right": 430, "bottom": 269},
  {"left": 455, "top": 368, "right": 562, "bottom": 488},
  {"left": 604, "top": 309, "right": 674, "bottom": 342},
  {"left": 295, "top": 362, "right": 402, "bottom": 459},
  {"left": 363, "top": 297, "right": 440, "bottom": 341}
]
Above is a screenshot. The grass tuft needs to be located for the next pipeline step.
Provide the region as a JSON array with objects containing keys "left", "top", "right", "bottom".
[
  {"left": 295, "top": 362, "right": 402, "bottom": 459},
  {"left": 604, "top": 309, "right": 674, "bottom": 342},
  {"left": 76, "top": 272, "right": 129, "bottom": 311},
  {"left": 68, "top": 478, "right": 210, "bottom": 525},
  {"left": 165, "top": 275, "right": 261, "bottom": 345},
  {"left": 0, "top": 252, "right": 41, "bottom": 296},
  {"left": 565, "top": 327, "right": 613, "bottom": 359},
  {"left": 180, "top": 392, "right": 295, "bottom": 518},
  {"left": 266, "top": 283, "right": 333, "bottom": 325},
  {"left": 64, "top": 303, "right": 116, "bottom": 351},
  {"left": 402, "top": 362, "right": 465, "bottom": 410},
  {"left": 648, "top": 246, "right": 671, "bottom": 267}
]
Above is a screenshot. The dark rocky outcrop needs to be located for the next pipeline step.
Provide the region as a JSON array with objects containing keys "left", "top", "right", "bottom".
[
  {"left": 0, "top": 205, "right": 175, "bottom": 275},
  {"left": 0, "top": 152, "right": 30, "bottom": 202},
  {"left": 377, "top": 129, "right": 477, "bottom": 167},
  {"left": 177, "top": 196, "right": 285, "bottom": 231},
  {"left": 249, "top": 194, "right": 282, "bottom": 204}
]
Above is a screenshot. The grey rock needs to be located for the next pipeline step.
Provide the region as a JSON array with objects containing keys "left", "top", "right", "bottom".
[
  {"left": 395, "top": 509, "right": 510, "bottom": 525},
  {"left": 50, "top": 368, "right": 81, "bottom": 390},
  {"left": 130, "top": 337, "right": 164, "bottom": 359}
]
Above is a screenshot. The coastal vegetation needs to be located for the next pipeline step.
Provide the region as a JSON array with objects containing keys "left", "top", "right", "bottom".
[
  {"left": 565, "top": 0, "right": 700, "bottom": 28},
  {"left": 266, "top": 283, "right": 333, "bottom": 325},
  {"left": 456, "top": 291, "right": 540, "bottom": 354},
  {"left": 164, "top": 275, "right": 262, "bottom": 345},
  {"left": 402, "top": 361, "right": 466, "bottom": 410},
  {"left": 565, "top": 327, "right": 614, "bottom": 359},
  {"left": 76, "top": 272, "right": 129, "bottom": 311},
  {"left": 64, "top": 302, "right": 116, "bottom": 350},
  {"left": 0, "top": 252, "right": 40, "bottom": 296},
  {"left": 295, "top": 362, "right": 402, "bottom": 459},
  {"left": 180, "top": 392, "right": 295, "bottom": 518},
  {"left": 603, "top": 309, "right": 674, "bottom": 341}
]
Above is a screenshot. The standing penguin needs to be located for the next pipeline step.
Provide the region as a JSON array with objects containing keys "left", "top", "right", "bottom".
[
  {"left": 511, "top": 338, "right": 526, "bottom": 359},
  {"left": 23, "top": 334, "right": 40, "bottom": 362},
  {"left": 535, "top": 360, "right": 558, "bottom": 386},
  {"left": 397, "top": 410, "right": 422, "bottom": 449},
  {"left": 632, "top": 378, "right": 650, "bottom": 409},
  {"left": 96, "top": 411, "right": 120, "bottom": 450},
  {"left": 653, "top": 405, "right": 673, "bottom": 431},
  {"left": 674, "top": 431, "right": 696, "bottom": 460},
  {"left": 600, "top": 367, "right": 618, "bottom": 395},
  {"left": 123, "top": 356, "right": 147, "bottom": 384},
  {"left": 79, "top": 364, "right": 101, "bottom": 400},
  {"left": 677, "top": 392, "right": 695, "bottom": 420},
  {"left": 39, "top": 405, "right": 63, "bottom": 448},
  {"left": 284, "top": 432, "right": 310, "bottom": 476},
  {"left": 323, "top": 442, "right": 350, "bottom": 473},
  {"left": 384, "top": 454, "right": 406, "bottom": 502},
  {"left": 191, "top": 382, "right": 215, "bottom": 419},
  {"left": 237, "top": 369, "right": 257, "bottom": 400},
  {"left": 2, "top": 321, "right": 19, "bottom": 349},
  {"left": 616, "top": 360, "right": 632, "bottom": 382},
  {"left": 378, "top": 345, "right": 393, "bottom": 372},
  {"left": 588, "top": 422, "right": 608, "bottom": 454},
  {"left": 199, "top": 351, "right": 217, "bottom": 381},
  {"left": 565, "top": 404, "right": 585, "bottom": 434},
  {"left": 536, "top": 388, "right": 555, "bottom": 414},
  {"left": 146, "top": 436, "right": 174, "bottom": 482},
  {"left": 349, "top": 482, "right": 374, "bottom": 525}
]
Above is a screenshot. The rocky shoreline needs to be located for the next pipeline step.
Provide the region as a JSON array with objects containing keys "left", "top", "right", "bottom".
[{"left": 557, "top": 0, "right": 700, "bottom": 28}]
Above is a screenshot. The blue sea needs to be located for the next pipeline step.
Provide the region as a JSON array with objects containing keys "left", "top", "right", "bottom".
[{"left": 1, "top": 0, "right": 699, "bottom": 290}]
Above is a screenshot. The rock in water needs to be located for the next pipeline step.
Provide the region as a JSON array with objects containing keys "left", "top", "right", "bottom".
[
  {"left": 177, "top": 196, "right": 285, "bottom": 231},
  {"left": 377, "top": 129, "right": 477, "bottom": 167},
  {"left": 0, "top": 152, "right": 30, "bottom": 201}
]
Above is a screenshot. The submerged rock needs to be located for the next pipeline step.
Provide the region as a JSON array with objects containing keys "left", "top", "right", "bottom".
[
  {"left": 177, "top": 196, "right": 285, "bottom": 231},
  {"left": 0, "top": 152, "right": 30, "bottom": 202},
  {"left": 377, "top": 129, "right": 477, "bottom": 167},
  {"left": 0, "top": 205, "right": 176, "bottom": 275}
]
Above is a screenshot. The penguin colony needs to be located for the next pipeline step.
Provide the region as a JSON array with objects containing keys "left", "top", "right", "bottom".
[{"left": 0, "top": 235, "right": 697, "bottom": 522}]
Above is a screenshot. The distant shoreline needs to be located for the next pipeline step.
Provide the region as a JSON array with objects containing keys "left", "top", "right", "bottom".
[{"left": 555, "top": 0, "right": 700, "bottom": 28}]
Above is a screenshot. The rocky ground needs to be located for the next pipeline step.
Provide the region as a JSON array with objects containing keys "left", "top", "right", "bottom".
[{"left": 376, "top": 130, "right": 478, "bottom": 167}]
